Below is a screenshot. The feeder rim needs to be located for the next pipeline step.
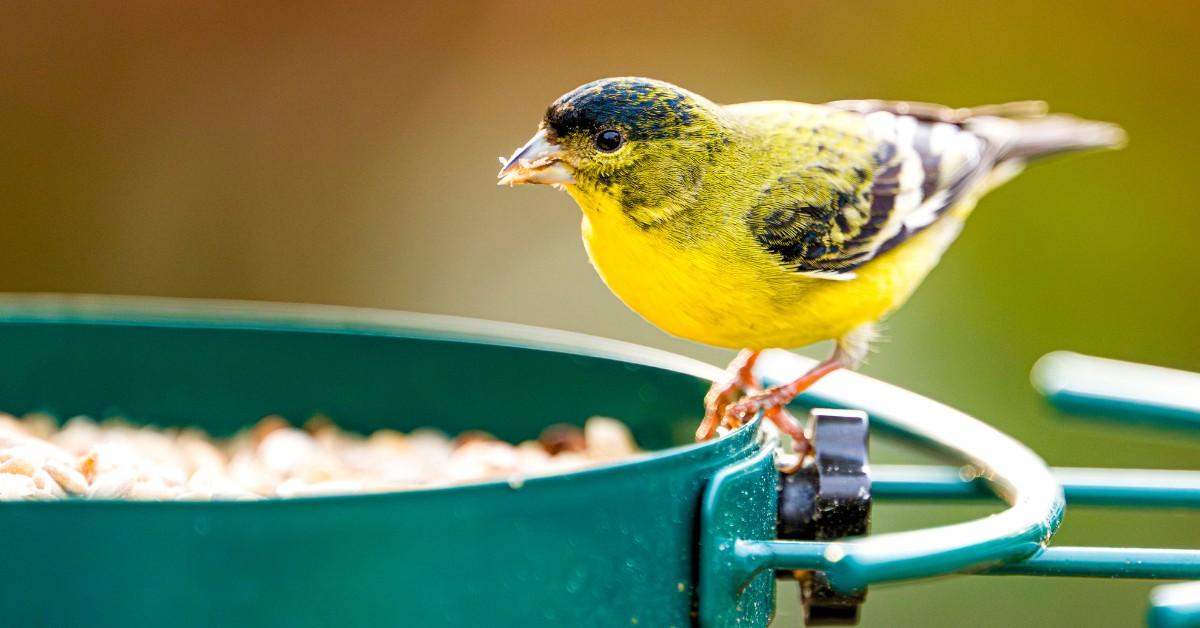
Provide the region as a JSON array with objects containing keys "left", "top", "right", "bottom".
[{"left": 0, "top": 292, "right": 725, "bottom": 382}]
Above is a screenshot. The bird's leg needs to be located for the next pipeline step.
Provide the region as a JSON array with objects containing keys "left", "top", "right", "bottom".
[
  {"left": 695, "top": 349, "right": 762, "bottom": 441},
  {"left": 770, "top": 406, "right": 810, "bottom": 473},
  {"left": 723, "top": 325, "right": 875, "bottom": 451},
  {"left": 724, "top": 358, "right": 844, "bottom": 428},
  {"left": 766, "top": 405, "right": 809, "bottom": 457}
]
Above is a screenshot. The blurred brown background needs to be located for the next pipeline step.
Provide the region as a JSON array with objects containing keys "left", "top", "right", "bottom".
[{"left": 2, "top": 2, "right": 1197, "bottom": 626}]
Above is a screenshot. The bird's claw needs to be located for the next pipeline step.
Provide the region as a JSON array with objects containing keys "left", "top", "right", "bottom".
[
  {"left": 695, "top": 378, "right": 744, "bottom": 441},
  {"left": 723, "top": 389, "right": 810, "bottom": 454},
  {"left": 696, "top": 350, "right": 763, "bottom": 441}
]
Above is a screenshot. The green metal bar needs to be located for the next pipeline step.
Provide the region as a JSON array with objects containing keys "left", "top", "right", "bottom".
[
  {"left": 1149, "top": 582, "right": 1200, "bottom": 628},
  {"left": 737, "top": 542, "right": 1200, "bottom": 581},
  {"left": 873, "top": 465, "right": 1200, "bottom": 508},
  {"left": 980, "top": 547, "right": 1200, "bottom": 579},
  {"left": 1033, "top": 351, "right": 1200, "bottom": 432},
  {"left": 714, "top": 350, "right": 1065, "bottom": 593},
  {"left": 870, "top": 465, "right": 983, "bottom": 500}
]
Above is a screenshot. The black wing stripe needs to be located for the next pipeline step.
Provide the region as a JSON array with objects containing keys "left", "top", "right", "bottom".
[{"left": 859, "top": 163, "right": 898, "bottom": 241}]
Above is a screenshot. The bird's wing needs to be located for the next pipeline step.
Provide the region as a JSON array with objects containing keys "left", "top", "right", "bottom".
[{"left": 746, "top": 109, "right": 995, "bottom": 279}]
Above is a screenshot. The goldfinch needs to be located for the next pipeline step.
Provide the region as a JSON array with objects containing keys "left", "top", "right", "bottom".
[{"left": 498, "top": 77, "right": 1124, "bottom": 444}]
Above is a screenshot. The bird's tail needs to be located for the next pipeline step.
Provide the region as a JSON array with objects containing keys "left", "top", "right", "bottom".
[{"left": 965, "top": 104, "right": 1127, "bottom": 163}]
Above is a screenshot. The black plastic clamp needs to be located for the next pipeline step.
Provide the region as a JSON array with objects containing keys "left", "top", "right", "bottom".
[{"left": 777, "top": 408, "right": 872, "bottom": 625}]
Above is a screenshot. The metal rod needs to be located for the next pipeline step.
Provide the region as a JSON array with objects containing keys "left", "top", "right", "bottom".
[
  {"left": 873, "top": 465, "right": 1200, "bottom": 508},
  {"left": 742, "top": 541, "right": 1200, "bottom": 581},
  {"left": 1033, "top": 351, "right": 1200, "bottom": 431},
  {"left": 979, "top": 547, "right": 1200, "bottom": 579}
]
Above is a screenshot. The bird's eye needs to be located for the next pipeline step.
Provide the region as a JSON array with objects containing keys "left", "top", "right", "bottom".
[{"left": 594, "top": 129, "right": 624, "bottom": 152}]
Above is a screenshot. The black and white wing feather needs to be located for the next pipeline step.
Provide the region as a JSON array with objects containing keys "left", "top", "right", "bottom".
[{"left": 747, "top": 107, "right": 993, "bottom": 280}]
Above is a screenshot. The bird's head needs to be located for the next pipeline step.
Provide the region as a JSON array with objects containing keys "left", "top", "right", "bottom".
[{"left": 498, "top": 77, "right": 731, "bottom": 225}]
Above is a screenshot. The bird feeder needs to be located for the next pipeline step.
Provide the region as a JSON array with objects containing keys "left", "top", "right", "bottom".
[{"left": 0, "top": 295, "right": 1196, "bottom": 627}]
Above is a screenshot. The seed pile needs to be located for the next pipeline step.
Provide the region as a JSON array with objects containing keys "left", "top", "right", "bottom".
[{"left": 0, "top": 413, "right": 639, "bottom": 500}]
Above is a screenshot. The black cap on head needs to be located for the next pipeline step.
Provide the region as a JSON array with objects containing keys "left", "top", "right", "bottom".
[{"left": 544, "top": 78, "right": 696, "bottom": 142}]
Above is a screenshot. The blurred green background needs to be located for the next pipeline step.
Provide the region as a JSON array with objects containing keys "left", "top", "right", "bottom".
[{"left": 2, "top": 2, "right": 1197, "bottom": 625}]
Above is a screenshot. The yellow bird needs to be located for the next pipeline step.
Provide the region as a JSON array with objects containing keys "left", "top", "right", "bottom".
[{"left": 498, "top": 77, "right": 1124, "bottom": 445}]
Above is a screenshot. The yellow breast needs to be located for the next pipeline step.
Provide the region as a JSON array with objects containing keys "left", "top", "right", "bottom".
[{"left": 577, "top": 194, "right": 965, "bottom": 350}]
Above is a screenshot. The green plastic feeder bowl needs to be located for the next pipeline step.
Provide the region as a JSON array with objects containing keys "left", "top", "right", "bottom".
[{"left": 0, "top": 296, "right": 767, "bottom": 628}]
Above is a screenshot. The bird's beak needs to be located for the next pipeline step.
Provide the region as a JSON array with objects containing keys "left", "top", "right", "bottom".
[{"left": 497, "top": 128, "right": 575, "bottom": 187}]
